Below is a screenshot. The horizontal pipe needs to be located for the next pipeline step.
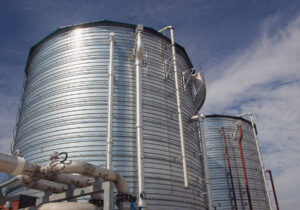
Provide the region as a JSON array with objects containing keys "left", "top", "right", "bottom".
[
  {"left": 190, "top": 115, "right": 199, "bottom": 122},
  {"left": 25, "top": 202, "right": 100, "bottom": 210},
  {"left": 0, "top": 175, "right": 67, "bottom": 194},
  {"left": 0, "top": 153, "right": 92, "bottom": 188},
  {"left": 0, "top": 152, "right": 130, "bottom": 209},
  {"left": 18, "top": 175, "right": 67, "bottom": 194},
  {"left": 44, "top": 173, "right": 93, "bottom": 188},
  {"left": 0, "top": 153, "right": 37, "bottom": 175},
  {"left": 159, "top": 25, "right": 173, "bottom": 33},
  {"left": 41, "top": 160, "right": 129, "bottom": 194}
]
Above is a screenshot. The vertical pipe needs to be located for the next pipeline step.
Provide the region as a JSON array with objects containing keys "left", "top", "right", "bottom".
[
  {"left": 199, "top": 114, "right": 214, "bottom": 210},
  {"left": 135, "top": 24, "right": 146, "bottom": 209},
  {"left": 248, "top": 114, "right": 273, "bottom": 210},
  {"left": 221, "top": 127, "right": 238, "bottom": 210},
  {"left": 170, "top": 27, "right": 189, "bottom": 189},
  {"left": 107, "top": 32, "right": 115, "bottom": 170},
  {"left": 237, "top": 125, "right": 253, "bottom": 210},
  {"left": 105, "top": 32, "right": 115, "bottom": 210},
  {"left": 159, "top": 26, "right": 189, "bottom": 188},
  {"left": 265, "top": 170, "right": 280, "bottom": 210}
]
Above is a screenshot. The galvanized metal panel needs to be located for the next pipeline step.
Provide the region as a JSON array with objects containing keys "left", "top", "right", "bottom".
[
  {"left": 201, "top": 115, "right": 270, "bottom": 210},
  {"left": 12, "top": 23, "right": 207, "bottom": 209}
]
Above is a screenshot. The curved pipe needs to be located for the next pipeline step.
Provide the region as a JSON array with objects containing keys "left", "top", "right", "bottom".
[
  {"left": 265, "top": 170, "right": 280, "bottom": 210},
  {"left": 158, "top": 26, "right": 173, "bottom": 33},
  {"left": 237, "top": 125, "right": 253, "bottom": 210},
  {"left": 221, "top": 127, "right": 238, "bottom": 210}
]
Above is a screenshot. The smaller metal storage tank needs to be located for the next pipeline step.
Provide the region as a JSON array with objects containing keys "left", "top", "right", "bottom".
[{"left": 199, "top": 115, "right": 271, "bottom": 210}]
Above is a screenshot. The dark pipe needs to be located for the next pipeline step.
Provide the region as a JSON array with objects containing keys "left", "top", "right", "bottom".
[
  {"left": 221, "top": 127, "right": 238, "bottom": 210},
  {"left": 265, "top": 170, "right": 280, "bottom": 210},
  {"left": 237, "top": 125, "right": 253, "bottom": 210}
]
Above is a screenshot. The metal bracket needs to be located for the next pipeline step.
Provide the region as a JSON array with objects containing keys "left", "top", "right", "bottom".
[
  {"left": 182, "top": 68, "right": 194, "bottom": 91},
  {"left": 163, "top": 57, "right": 173, "bottom": 80}
]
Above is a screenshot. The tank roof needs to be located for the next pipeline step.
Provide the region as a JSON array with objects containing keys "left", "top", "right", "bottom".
[
  {"left": 25, "top": 20, "right": 193, "bottom": 75},
  {"left": 205, "top": 114, "right": 258, "bottom": 134}
]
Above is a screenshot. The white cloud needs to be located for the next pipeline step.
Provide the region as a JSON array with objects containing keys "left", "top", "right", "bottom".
[{"left": 202, "top": 15, "right": 300, "bottom": 210}]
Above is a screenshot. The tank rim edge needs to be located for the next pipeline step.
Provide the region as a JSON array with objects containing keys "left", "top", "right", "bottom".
[
  {"left": 24, "top": 19, "right": 193, "bottom": 76},
  {"left": 205, "top": 114, "right": 258, "bottom": 133}
]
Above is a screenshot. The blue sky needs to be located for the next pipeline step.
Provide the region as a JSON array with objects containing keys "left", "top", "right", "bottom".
[{"left": 0, "top": 1, "right": 299, "bottom": 209}]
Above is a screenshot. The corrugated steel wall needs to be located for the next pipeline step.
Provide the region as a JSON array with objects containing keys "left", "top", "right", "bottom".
[
  {"left": 12, "top": 24, "right": 207, "bottom": 209},
  {"left": 201, "top": 115, "right": 270, "bottom": 210}
]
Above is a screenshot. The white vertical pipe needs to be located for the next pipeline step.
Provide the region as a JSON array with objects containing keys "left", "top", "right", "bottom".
[
  {"left": 159, "top": 25, "right": 189, "bottom": 188},
  {"left": 107, "top": 32, "right": 115, "bottom": 170},
  {"left": 135, "top": 24, "right": 146, "bottom": 209},
  {"left": 199, "top": 114, "right": 214, "bottom": 210},
  {"left": 170, "top": 27, "right": 189, "bottom": 188},
  {"left": 105, "top": 32, "right": 115, "bottom": 210},
  {"left": 248, "top": 114, "right": 273, "bottom": 210}
]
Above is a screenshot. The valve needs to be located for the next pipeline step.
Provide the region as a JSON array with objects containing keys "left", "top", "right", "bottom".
[{"left": 50, "top": 151, "right": 68, "bottom": 163}]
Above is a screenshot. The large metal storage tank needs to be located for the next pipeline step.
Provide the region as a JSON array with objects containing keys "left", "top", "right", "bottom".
[
  {"left": 200, "top": 115, "right": 271, "bottom": 210},
  {"left": 11, "top": 20, "right": 207, "bottom": 209}
]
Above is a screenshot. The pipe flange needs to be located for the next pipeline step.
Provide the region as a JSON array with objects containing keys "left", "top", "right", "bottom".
[{"left": 115, "top": 193, "right": 136, "bottom": 205}]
